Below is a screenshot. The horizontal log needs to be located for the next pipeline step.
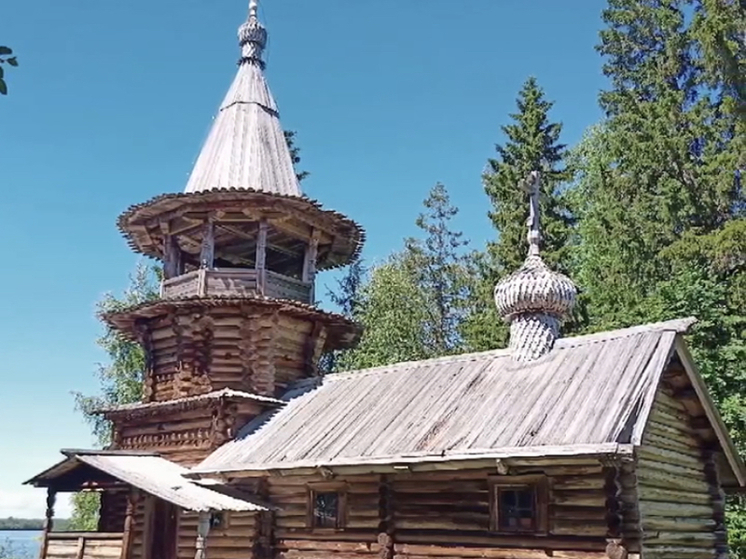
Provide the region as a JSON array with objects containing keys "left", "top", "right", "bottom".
[
  {"left": 280, "top": 551, "right": 376, "bottom": 559},
  {"left": 551, "top": 519, "right": 608, "bottom": 537},
  {"left": 641, "top": 546, "right": 717, "bottom": 559},
  {"left": 639, "top": 516, "right": 716, "bottom": 532},
  {"left": 279, "top": 540, "right": 381, "bottom": 553},
  {"left": 395, "top": 532, "right": 606, "bottom": 551},
  {"left": 636, "top": 485, "right": 713, "bottom": 506},
  {"left": 551, "top": 490, "right": 606, "bottom": 508},
  {"left": 637, "top": 446, "right": 705, "bottom": 471},
  {"left": 636, "top": 469, "right": 710, "bottom": 493},
  {"left": 274, "top": 530, "right": 378, "bottom": 543},
  {"left": 639, "top": 501, "right": 716, "bottom": 518},
  {"left": 636, "top": 457, "right": 707, "bottom": 481},
  {"left": 642, "top": 531, "right": 717, "bottom": 547},
  {"left": 393, "top": 544, "right": 606, "bottom": 559}
]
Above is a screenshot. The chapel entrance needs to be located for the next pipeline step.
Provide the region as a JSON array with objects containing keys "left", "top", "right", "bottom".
[{"left": 148, "top": 498, "right": 179, "bottom": 559}]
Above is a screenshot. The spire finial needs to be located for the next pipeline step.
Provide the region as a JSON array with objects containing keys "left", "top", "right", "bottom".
[
  {"left": 238, "top": 0, "right": 267, "bottom": 65},
  {"left": 522, "top": 170, "right": 541, "bottom": 257}
]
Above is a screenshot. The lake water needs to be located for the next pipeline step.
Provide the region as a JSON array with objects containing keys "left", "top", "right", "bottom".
[{"left": 0, "top": 530, "right": 41, "bottom": 559}]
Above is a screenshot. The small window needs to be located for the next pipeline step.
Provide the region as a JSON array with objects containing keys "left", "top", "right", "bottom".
[
  {"left": 313, "top": 492, "right": 340, "bottom": 528},
  {"left": 307, "top": 483, "right": 347, "bottom": 531},
  {"left": 489, "top": 475, "right": 548, "bottom": 534}
]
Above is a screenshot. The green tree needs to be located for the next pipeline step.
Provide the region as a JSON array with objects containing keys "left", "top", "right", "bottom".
[
  {"left": 336, "top": 183, "right": 469, "bottom": 369},
  {"left": 405, "top": 183, "right": 469, "bottom": 356},
  {"left": 576, "top": 1, "right": 746, "bottom": 552},
  {"left": 337, "top": 252, "right": 430, "bottom": 370},
  {"left": 462, "top": 77, "right": 576, "bottom": 351},
  {"left": 283, "top": 130, "right": 309, "bottom": 183},
  {"left": 0, "top": 46, "right": 19, "bottom": 96},
  {"left": 69, "top": 263, "right": 159, "bottom": 530},
  {"left": 321, "top": 257, "right": 367, "bottom": 373}
]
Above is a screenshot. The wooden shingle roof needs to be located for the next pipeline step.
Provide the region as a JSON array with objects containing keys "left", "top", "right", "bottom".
[{"left": 193, "top": 319, "right": 707, "bottom": 476}]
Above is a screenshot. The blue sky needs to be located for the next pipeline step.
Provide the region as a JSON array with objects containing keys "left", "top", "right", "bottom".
[{"left": 0, "top": 0, "right": 605, "bottom": 518}]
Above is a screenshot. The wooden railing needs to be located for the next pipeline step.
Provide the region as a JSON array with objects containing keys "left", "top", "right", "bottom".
[
  {"left": 160, "top": 268, "right": 312, "bottom": 304},
  {"left": 44, "top": 532, "right": 123, "bottom": 559}
]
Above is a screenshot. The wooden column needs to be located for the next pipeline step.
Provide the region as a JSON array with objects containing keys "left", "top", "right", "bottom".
[
  {"left": 256, "top": 219, "right": 268, "bottom": 295},
  {"left": 302, "top": 229, "right": 320, "bottom": 304},
  {"left": 164, "top": 236, "right": 181, "bottom": 279},
  {"left": 119, "top": 490, "right": 140, "bottom": 559},
  {"left": 194, "top": 511, "right": 211, "bottom": 559},
  {"left": 602, "top": 462, "right": 628, "bottom": 559},
  {"left": 377, "top": 475, "right": 394, "bottom": 559},
  {"left": 38, "top": 487, "right": 56, "bottom": 559},
  {"left": 200, "top": 219, "right": 215, "bottom": 270}
]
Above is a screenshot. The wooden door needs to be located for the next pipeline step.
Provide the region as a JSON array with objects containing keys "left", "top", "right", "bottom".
[{"left": 148, "top": 499, "right": 179, "bottom": 559}]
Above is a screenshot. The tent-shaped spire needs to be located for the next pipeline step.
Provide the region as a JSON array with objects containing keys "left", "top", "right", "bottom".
[{"left": 184, "top": 0, "right": 301, "bottom": 197}]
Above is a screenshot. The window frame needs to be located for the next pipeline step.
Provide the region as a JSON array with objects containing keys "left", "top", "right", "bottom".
[
  {"left": 306, "top": 481, "right": 348, "bottom": 532},
  {"left": 488, "top": 474, "right": 549, "bottom": 535}
]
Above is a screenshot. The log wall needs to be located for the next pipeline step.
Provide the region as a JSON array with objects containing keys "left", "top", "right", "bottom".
[
  {"left": 265, "top": 462, "right": 621, "bottom": 559},
  {"left": 179, "top": 511, "right": 259, "bottom": 559},
  {"left": 637, "top": 384, "right": 723, "bottom": 559},
  {"left": 142, "top": 308, "right": 326, "bottom": 402}
]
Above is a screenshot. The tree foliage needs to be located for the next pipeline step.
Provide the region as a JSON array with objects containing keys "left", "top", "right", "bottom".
[
  {"left": 573, "top": 0, "right": 746, "bottom": 552},
  {"left": 69, "top": 263, "right": 158, "bottom": 530},
  {"left": 0, "top": 46, "right": 19, "bottom": 96},
  {"left": 283, "top": 130, "right": 309, "bottom": 183},
  {"left": 334, "top": 183, "right": 469, "bottom": 370}
]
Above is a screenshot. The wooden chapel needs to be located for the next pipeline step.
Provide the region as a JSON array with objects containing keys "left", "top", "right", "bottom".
[{"left": 26, "top": 3, "right": 746, "bottom": 559}]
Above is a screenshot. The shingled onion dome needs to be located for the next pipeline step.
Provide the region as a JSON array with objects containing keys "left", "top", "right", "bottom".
[
  {"left": 238, "top": 0, "right": 267, "bottom": 65},
  {"left": 494, "top": 171, "right": 577, "bottom": 362}
]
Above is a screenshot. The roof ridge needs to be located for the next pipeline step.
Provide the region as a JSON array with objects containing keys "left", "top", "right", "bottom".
[{"left": 322, "top": 316, "right": 697, "bottom": 382}]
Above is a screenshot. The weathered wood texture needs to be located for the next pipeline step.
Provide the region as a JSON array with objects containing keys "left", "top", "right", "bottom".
[
  {"left": 98, "top": 491, "right": 128, "bottom": 533},
  {"left": 160, "top": 269, "right": 312, "bottom": 304},
  {"left": 637, "top": 381, "right": 723, "bottom": 559},
  {"left": 139, "top": 307, "right": 326, "bottom": 402},
  {"left": 45, "top": 534, "right": 123, "bottom": 559},
  {"left": 112, "top": 400, "right": 263, "bottom": 466},
  {"left": 178, "top": 511, "right": 258, "bottom": 559},
  {"left": 268, "top": 463, "right": 616, "bottom": 559}
]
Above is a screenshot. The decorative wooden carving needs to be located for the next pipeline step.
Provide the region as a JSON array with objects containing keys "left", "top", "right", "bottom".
[
  {"left": 378, "top": 475, "right": 394, "bottom": 559},
  {"left": 194, "top": 511, "right": 210, "bottom": 559},
  {"left": 38, "top": 488, "right": 56, "bottom": 559},
  {"left": 119, "top": 490, "right": 140, "bottom": 559}
]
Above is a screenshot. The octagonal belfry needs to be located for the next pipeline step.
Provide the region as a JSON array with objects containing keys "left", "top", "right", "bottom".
[{"left": 97, "top": 3, "right": 363, "bottom": 465}]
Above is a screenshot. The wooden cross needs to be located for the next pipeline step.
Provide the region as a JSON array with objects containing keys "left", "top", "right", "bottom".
[{"left": 522, "top": 170, "right": 541, "bottom": 257}]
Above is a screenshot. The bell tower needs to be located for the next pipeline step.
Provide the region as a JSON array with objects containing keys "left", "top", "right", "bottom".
[{"left": 97, "top": 0, "right": 363, "bottom": 465}]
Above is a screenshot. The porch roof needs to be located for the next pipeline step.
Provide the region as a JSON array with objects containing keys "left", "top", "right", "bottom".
[{"left": 25, "top": 450, "right": 267, "bottom": 513}]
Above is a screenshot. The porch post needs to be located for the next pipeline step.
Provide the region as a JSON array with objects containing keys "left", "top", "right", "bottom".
[
  {"left": 302, "top": 229, "right": 319, "bottom": 304},
  {"left": 200, "top": 219, "right": 215, "bottom": 270},
  {"left": 194, "top": 511, "right": 211, "bottom": 559},
  {"left": 38, "top": 487, "right": 56, "bottom": 559},
  {"left": 119, "top": 489, "right": 140, "bottom": 559}
]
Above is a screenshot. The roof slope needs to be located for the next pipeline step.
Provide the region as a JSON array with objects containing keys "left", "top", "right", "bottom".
[
  {"left": 194, "top": 319, "right": 693, "bottom": 475},
  {"left": 184, "top": 61, "right": 300, "bottom": 197},
  {"left": 27, "top": 451, "right": 266, "bottom": 512}
]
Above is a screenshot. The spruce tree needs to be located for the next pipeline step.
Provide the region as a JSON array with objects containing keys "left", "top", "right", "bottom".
[
  {"left": 405, "top": 183, "right": 469, "bottom": 356},
  {"left": 462, "top": 77, "right": 576, "bottom": 351},
  {"left": 578, "top": 1, "right": 746, "bottom": 551}
]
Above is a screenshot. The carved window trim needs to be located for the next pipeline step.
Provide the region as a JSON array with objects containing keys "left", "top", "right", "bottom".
[
  {"left": 306, "top": 481, "right": 347, "bottom": 532},
  {"left": 488, "top": 474, "right": 549, "bottom": 535}
]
